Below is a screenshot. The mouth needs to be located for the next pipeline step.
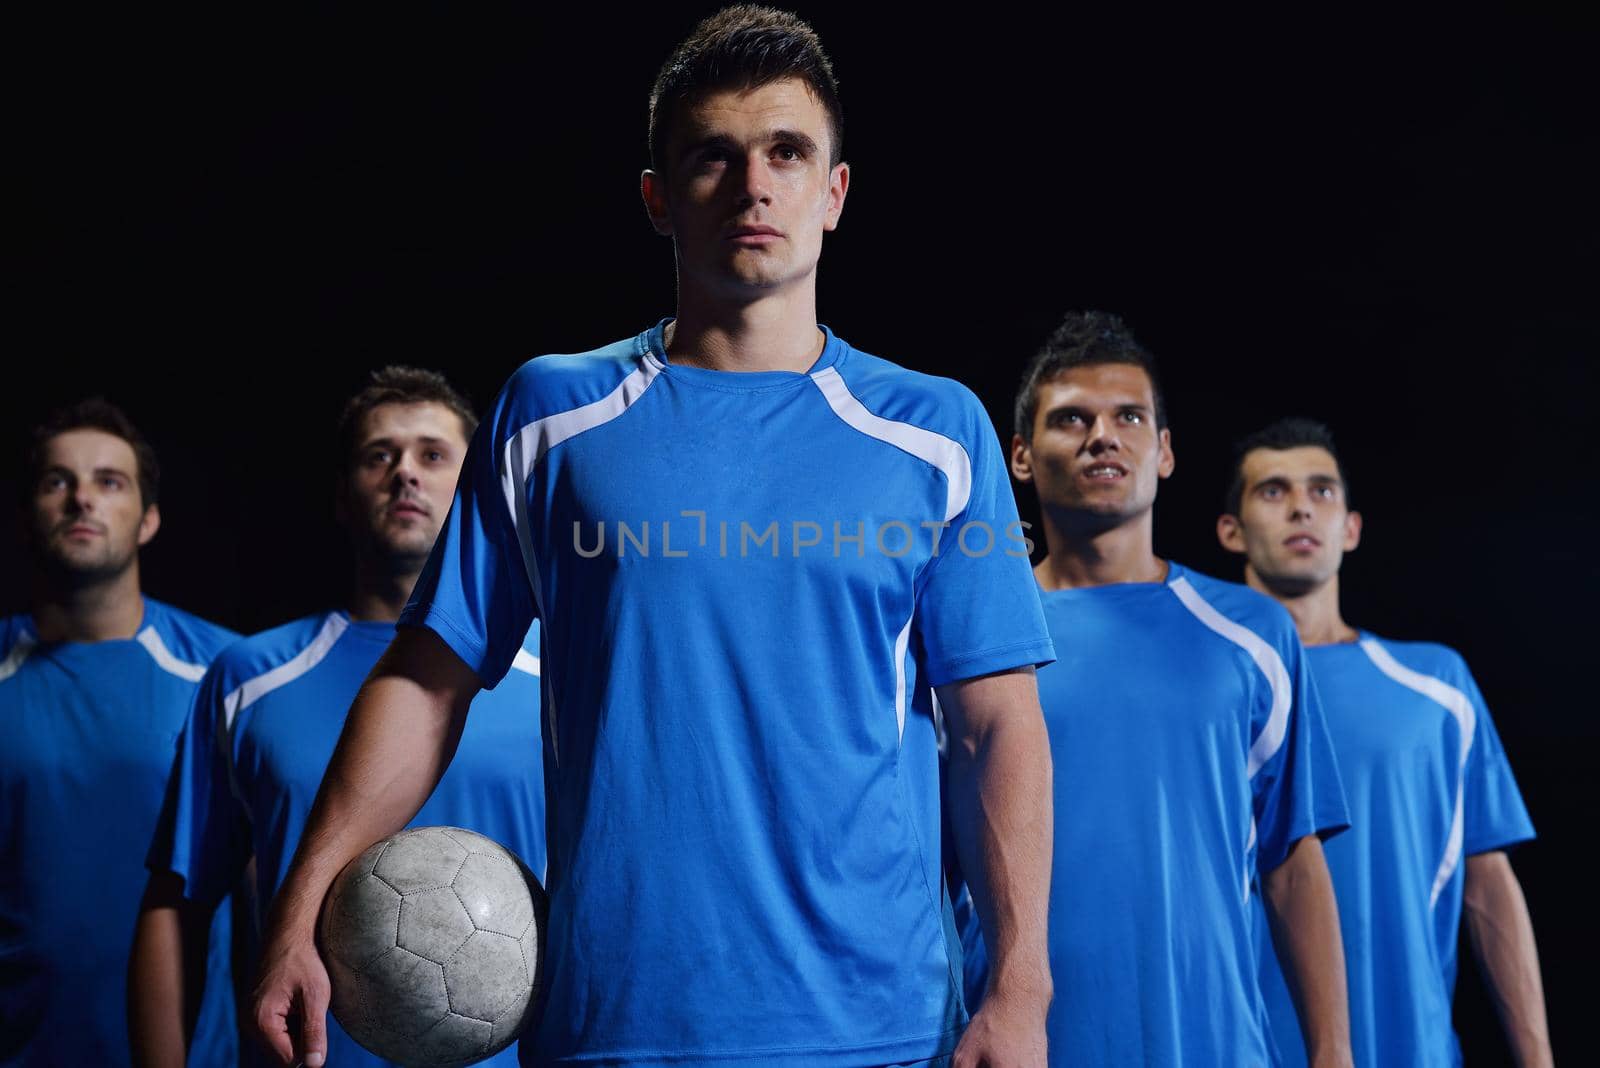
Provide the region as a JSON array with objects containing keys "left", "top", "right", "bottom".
[
  {"left": 727, "top": 224, "right": 783, "bottom": 246},
  {"left": 1283, "top": 534, "right": 1322, "bottom": 551},
  {"left": 61, "top": 523, "right": 103, "bottom": 539},
  {"left": 1080, "top": 463, "right": 1128, "bottom": 481},
  {"left": 388, "top": 502, "right": 430, "bottom": 520}
]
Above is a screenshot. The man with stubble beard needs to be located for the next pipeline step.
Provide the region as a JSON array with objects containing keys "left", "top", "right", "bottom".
[
  {"left": 131, "top": 368, "right": 544, "bottom": 1068},
  {"left": 1, "top": 398, "right": 239, "bottom": 1067}
]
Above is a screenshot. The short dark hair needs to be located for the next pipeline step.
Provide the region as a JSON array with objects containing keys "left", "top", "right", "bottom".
[
  {"left": 336, "top": 366, "right": 478, "bottom": 469},
  {"left": 26, "top": 397, "right": 160, "bottom": 508},
  {"left": 1224, "top": 416, "right": 1352, "bottom": 516},
  {"left": 649, "top": 5, "right": 843, "bottom": 171},
  {"left": 1014, "top": 311, "right": 1167, "bottom": 441}
]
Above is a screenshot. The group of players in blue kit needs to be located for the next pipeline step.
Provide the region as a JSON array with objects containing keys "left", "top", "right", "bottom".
[{"left": 0, "top": 5, "right": 1555, "bottom": 1068}]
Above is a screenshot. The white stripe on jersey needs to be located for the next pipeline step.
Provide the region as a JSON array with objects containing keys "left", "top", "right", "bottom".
[
  {"left": 511, "top": 648, "right": 541, "bottom": 677},
  {"left": 223, "top": 613, "right": 349, "bottom": 731},
  {"left": 1168, "top": 575, "right": 1293, "bottom": 902},
  {"left": 499, "top": 359, "right": 663, "bottom": 773},
  {"left": 0, "top": 633, "right": 38, "bottom": 682},
  {"left": 807, "top": 367, "right": 973, "bottom": 522},
  {"left": 137, "top": 626, "right": 207, "bottom": 682},
  {"left": 1359, "top": 637, "right": 1477, "bottom": 907}
]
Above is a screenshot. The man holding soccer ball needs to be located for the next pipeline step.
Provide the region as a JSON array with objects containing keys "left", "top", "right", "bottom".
[{"left": 253, "top": 7, "right": 1056, "bottom": 1067}]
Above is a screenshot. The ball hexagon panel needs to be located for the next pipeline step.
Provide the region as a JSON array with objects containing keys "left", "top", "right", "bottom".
[
  {"left": 453, "top": 851, "right": 534, "bottom": 936},
  {"left": 374, "top": 829, "right": 470, "bottom": 894},
  {"left": 445, "top": 930, "right": 529, "bottom": 1023}
]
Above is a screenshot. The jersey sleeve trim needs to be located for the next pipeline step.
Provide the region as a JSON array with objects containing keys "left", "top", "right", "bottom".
[
  {"left": 136, "top": 626, "right": 207, "bottom": 682},
  {"left": 1359, "top": 636, "right": 1476, "bottom": 907},
  {"left": 807, "top": 366, "right": 973, "bottom": 522}
]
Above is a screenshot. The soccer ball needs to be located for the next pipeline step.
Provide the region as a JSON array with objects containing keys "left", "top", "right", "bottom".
[{"left": 318, "top": 826, "right": 547, "bottom": 1067}]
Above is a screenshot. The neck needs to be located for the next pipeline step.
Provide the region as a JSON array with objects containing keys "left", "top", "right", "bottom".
[
  {"left": 1244, "top": 567, "right": 1356, "bottom": 645},
  {"left": 667, "top": 275, "right": 824, "bottom": 373},
  {"left": 31, "top": 565, "right": 145, "bottom": 643},
  {"left": 1034, "top": 506, "right": 1166, "bottom": 590},
  {"left": 347, "top": 560, "right": 424, "bottom": 624}
]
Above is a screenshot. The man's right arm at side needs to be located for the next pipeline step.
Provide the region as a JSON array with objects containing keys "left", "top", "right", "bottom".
[{"left": 251, "top": 626, "right": 481, "bottom": 1068}]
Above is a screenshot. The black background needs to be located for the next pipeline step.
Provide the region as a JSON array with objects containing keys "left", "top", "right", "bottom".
[{"left": 8, "top": 7, "right": 1595, "bottom": 1062}]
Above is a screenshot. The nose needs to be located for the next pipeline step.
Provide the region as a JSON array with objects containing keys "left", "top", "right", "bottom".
[
  {"left": 735, "top": 153, "right": 774, "bottom": 207},
  {"left": 390, "top": 449, "right": 421, "bottom": 488},
  {"left": 1287, "top": 486, "right": 1313, "bottom": 521},
  {"left": 1084, "top": 412, "right": 1121, "bottom": 454}
]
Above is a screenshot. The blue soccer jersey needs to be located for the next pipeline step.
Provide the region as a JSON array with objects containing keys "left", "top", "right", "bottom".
[
  {"left": 1255, "top": 633, "right": 1535, "bottom": 1068},
  {"left": 0, "top": 598, "right": 238, "bottom": 1068},
  {"left": 399, "top": 323, "right": 1055, "bottom": 1066},
  {"left": 957, "top": 564, "right": 1348, "bottom": 1067},
  {"left": 150, "top": 611, "right": 545, "bottom": 1068}
]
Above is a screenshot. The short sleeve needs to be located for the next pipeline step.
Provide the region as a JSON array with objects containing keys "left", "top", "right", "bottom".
[
  {"left": 1458, "top": 665, "right": 1536, "bottom": 855},
  {"left": 913, "top": 397, "right": 1054, "bottom": 686},
  {"left": 146, "top": 665, "right": 251, "bottom": 909},
  {"left": 1252, "top": 628, "right": 1350, "bottom": 874},
  {"left": 401, "top": 381, "right": 539, "bottom": 688}
]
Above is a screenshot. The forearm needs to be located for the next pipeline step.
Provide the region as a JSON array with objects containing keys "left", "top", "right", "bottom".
[
  {"left": 1464, "top": 852, "right": 1552, "bottom": 1068},
  {"left": 128, "top": 875, "right": 209, "bottom": 1068},
  {"left": 944, "top": 685, "right": 1053, "bottom": 1005},
  {"left": 268, "top": 660, "right": 468, "bottom": 939},
  {"left": 1262, "top": 836, "right": 1352, "bottom": 1068}
]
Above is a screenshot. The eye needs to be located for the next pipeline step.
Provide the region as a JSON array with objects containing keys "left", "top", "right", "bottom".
[
  {"left": 98, "top": 475, "right": 127, "bottom": 491},
  {"left": 365, "top": 449, "right": 393, "bottom": 466},
  {"left": 1121, "top": 411, "right": 1144, "bottom": 424},
  {"left": 424, "top": 449, "right": 447, "bottom": 463},
  {"left": 1312, "top": 485, "right": 1335, "bottom": 499},
  {"left": 772, "top": 144, "right": 803, "bottom": 162},
  {"left": 1259, "top": 484, "right": 1283, "bottom": 499}
]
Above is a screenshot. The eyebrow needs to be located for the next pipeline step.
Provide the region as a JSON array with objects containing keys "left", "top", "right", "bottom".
[
  {"left": 359, "top": 435, "right": 458, "bottom": 450},
  {"left": 41, "top": 464, "right": 133, "bottom": 481},
  {"left": 678, "top": 128, "right": 821, "bottom": 162}
]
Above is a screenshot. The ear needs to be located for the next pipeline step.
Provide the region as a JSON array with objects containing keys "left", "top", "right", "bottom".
[
  {"left": 1216, "top": 512, "right": 1246, "bottom": 554},
  {"left": 137, "top": 503, "right": 161, "bottom": 547},
  {"left": 1343, "top": 510, "right": 1363, "bottom": 552},
  {"left": 1009, "top": 433, "right": 1034, "bottom": 483},
  {"left": 641, "top": 169, "right": 673, "bottom": 236},
  {"left": 822, "top": 161, "right": 850, "bottom": 232},
  {"left": 1157, "top": 427, "right": 1175, "bottom": 479}
]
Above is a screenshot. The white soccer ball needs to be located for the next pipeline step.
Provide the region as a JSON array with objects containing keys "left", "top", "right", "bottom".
[{"left": 318, "top": 826, "right": 547, "bottom": 1067}]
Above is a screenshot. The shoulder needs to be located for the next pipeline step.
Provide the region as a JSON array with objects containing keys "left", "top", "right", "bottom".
[
  {"left": 1167, "top": 565, "right": 1299, "bottom": 649},
  {"left": 143, "top": 599, "right": 240, "bottom": 663},
  {"left": 828, "top": 341, "right": 994, "bottom": 443},
  {"left": 202, "top": 612, "right": 348, "bottom": 701},
  {"left": 489, "top": 334, "right": 655, "bottom": 445}
]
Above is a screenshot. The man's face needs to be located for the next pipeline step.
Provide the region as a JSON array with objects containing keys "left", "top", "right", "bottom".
[
  {"left": 1217, "top": 445, "right": 1361, "bottom": 595},
  {"left": 28, "top": 428, "right": 159, "bottom": 585},
  {"left": 642, "top": 78, "right": 849, "bottom": 301},
  {"left": 1011, "top": 363, "right": 1174, "bottom": 526},
  {"left": 339, "top": 402, "right": 469, "bottom": 572}
]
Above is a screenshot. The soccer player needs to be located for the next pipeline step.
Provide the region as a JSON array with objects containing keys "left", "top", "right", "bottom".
[
  {"left": 130, "top": 367, "right": 545, "bottom": 1068},
  {"left": 1217, "top": 417, "right": 1552, "bottom": 1067},
  {"left": 252, "top": 8, "right": 1057, "bottom": 1067},
  {"left": 1, "top": 399, "right": 238, "bottom": 1068},
  {"left": 962, "top": 312, "right": 1354, "bottom": 1066}
]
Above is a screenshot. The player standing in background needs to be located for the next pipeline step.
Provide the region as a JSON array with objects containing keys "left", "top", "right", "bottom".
[
  {"left": 1, "top": 399, "right": 238, "bottom": 1067},
  {"left": 130, "top": 368, "right": 545, "bottom": 1068},
  {"left": 960, "top": 312, "right": 1353, "bottom": 1067},
  {"left": 252, "top": 7, "right": 1057, "bottom": 1067},
  {"left": 1218, "top": 417, "right": 1552, "bottom": 1067}
]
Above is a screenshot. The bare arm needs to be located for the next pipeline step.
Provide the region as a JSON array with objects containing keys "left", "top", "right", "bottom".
[
  {"left": 128, "top": 872, "right": 212, "bottom": 1068},
  {"left": 938, "top": 667, "right": 1053, "bottom": 1068},
  {"left": 251, "top": 626, "right": 481, "bottom": 1068},
  {"left": 1463, "top": 850, "right": 1553, "bottom": 1067},
  {"left": 1261, "top": 835, "right": 1352, "bottom": 1068}
]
